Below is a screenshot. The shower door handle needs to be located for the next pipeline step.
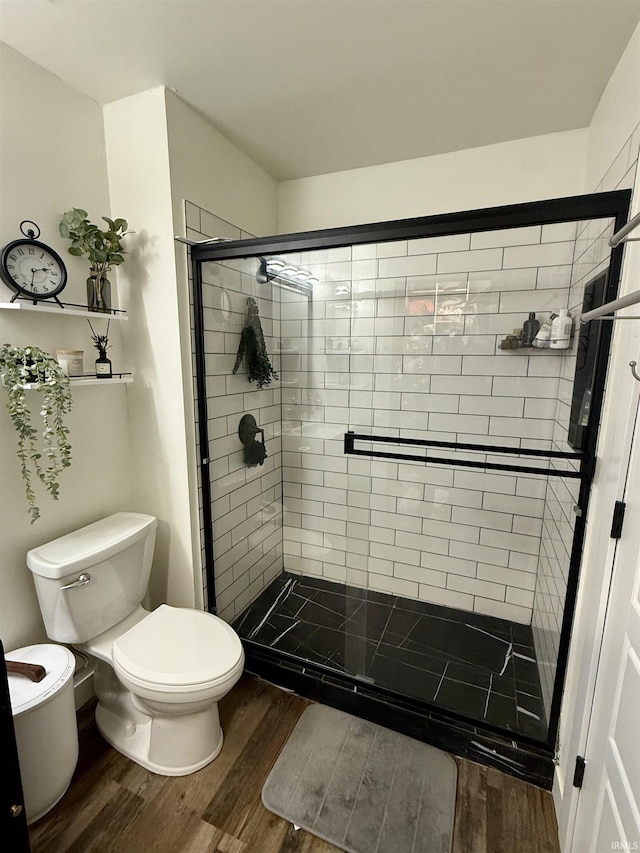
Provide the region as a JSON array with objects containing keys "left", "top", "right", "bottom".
[{"left": 60, "top": 573, "right": 92, "bottom": 590}]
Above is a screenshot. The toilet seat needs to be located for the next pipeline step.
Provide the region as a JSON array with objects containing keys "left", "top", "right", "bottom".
[{"left": 112, "top": 604, "right": 244, "bottom": 694}]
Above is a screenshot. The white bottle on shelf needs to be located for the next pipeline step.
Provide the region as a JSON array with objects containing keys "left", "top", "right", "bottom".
[
  {"left": 532, "top": 312, "right": 557, "bottom": 348},
  {"left": 549, "top": 309, "right": 573, "bottom": 349}
]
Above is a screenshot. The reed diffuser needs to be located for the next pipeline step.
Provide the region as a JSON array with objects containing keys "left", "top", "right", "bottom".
[{"left": 88, "top": 319, "right": 112, "bottom": 378}]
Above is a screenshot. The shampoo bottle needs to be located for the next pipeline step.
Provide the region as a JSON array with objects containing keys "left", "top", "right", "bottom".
[
  {"left": 532, "top": 313, "right": 558, "bottom": 349},
  {"left": 550, "top": 309, "right": 572, "bottom": 349},
  {"left": 521, "top": 312, "right": 541, "bottom": 347}
]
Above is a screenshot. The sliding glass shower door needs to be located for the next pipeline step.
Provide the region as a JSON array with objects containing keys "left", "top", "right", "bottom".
[{"left": 190, "top": 192, "right": 629, "bottom": 754}]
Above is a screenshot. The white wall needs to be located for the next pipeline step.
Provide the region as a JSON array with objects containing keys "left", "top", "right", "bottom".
[
  {"left": 164, "top": 90, "right": 278, "bottom": 613},
  {"left": 278, "top": 129, "right": 589, "bottom": 233},
  {"left": 0, "top": 43, "right": 134, "bottom": 650},
  {"left": 103, "top": 87, "right": 279, "bottom": 611},
  {"left": 586, "top": 24, "right": 640, "bottom": 192},
  {"left": 103, "top": 88, "right": 197, "bottom": 609},
  {"left": 165, "top": 89, "right": 278, "bottom": 241},
  {"left": 553, "top": 23, "right": 640, "bottom": 851}
]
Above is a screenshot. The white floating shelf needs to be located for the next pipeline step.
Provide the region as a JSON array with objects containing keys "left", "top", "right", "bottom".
[
  {"left": 0, "top": 301, "right": 127, "bottom": 320},
  {"left": 69, "top": 374, "right": 134, "bottom": 387},
  {"left": 16, "top": 374, "right": 134, "bottom": 389}
]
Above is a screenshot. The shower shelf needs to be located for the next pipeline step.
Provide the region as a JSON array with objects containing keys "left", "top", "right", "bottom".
[{"left": 499, "top": 347, "right": 565, "bottom": 354}]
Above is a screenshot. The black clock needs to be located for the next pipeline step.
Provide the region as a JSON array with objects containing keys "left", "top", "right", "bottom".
[{"left": 1, "top": 220, "right": 67, "bottom": 307}]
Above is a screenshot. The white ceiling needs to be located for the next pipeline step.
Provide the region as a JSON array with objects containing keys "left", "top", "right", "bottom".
[{"left": 1, "top": 0, "right": 639, "bottom": 180}]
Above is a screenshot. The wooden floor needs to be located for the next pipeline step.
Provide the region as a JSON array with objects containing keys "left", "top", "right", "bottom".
[{"left": 29, "top": 677, "right": 560, "bottom": 853}]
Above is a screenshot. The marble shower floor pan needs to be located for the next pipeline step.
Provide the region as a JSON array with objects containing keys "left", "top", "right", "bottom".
[{"left": 233, "top": 572, "right": 547, "bottom": 742}]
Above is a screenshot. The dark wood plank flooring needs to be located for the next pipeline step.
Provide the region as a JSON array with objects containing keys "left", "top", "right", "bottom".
[{"left": 29, "top": 676, "right": 560, "bottom": 853}]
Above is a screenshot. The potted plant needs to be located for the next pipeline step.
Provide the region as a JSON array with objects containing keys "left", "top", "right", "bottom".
[
  {"left": 59, "top": 208, "right": 131, "bottom": 313},
  {"left": 0, "top": 344, "right": 73, "bottom": 523},
  {"left": 88, "top": 319, "right": 112, "bottom": 378}
]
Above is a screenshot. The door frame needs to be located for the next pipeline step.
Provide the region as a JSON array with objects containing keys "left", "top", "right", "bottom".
[
  {"left": 571, "top": 387, "right": 640, "bottom": 850},
  {"left": 554, "top": 194, "right": 640, "bottom": 849}
]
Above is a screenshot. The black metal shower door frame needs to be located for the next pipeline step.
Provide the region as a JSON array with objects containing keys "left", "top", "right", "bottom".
[{"left": 190, "top": 189, "right": 631, "bottom": 756}]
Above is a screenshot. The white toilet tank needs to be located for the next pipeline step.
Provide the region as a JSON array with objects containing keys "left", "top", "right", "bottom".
[{"left": 27, "top": 513, "right": 157, "bottom": 644}]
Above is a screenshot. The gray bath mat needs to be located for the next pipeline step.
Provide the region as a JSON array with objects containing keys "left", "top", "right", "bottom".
[{"left": 262, "top": 704, "right": 457, "bottom": 853}]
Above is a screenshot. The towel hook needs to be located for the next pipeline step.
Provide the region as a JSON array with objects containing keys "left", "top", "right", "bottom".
[{"left": 630, "top": 361, "right": 640, "bottom": 382}]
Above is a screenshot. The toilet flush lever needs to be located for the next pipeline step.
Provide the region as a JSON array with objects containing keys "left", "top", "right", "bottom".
[{"left": 60, "top": 572, "right": 91, "bottom": 590}]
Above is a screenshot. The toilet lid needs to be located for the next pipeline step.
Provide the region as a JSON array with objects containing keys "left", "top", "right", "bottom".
[{"left": 112, "top": 605, "right": 243, "bottom": 687}]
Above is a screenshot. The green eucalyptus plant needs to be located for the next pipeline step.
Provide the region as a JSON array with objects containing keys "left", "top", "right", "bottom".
[
  {"left": 59, "top": 208, "right": 131, "bottom": 274},
  {"left": 0, "top": 344, "right": 73, "bottom": 523}
]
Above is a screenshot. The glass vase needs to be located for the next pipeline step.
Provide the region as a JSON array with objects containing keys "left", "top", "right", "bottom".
[{"left": 86, "top": 271, "right": 111, "bottom": 313}]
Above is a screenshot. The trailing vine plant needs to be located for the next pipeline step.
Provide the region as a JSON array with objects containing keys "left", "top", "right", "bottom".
[{"left": 0, "top": 344, "right": 73, "bottom": 523}]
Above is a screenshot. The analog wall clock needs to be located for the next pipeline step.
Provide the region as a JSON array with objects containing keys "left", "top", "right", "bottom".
[{"left": 0, "top": 220, "right": 68, "bottom": 307}]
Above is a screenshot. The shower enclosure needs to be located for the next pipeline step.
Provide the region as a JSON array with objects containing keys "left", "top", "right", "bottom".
[{"left": 188, "top": 191, "right": 630, "bottom": 787}]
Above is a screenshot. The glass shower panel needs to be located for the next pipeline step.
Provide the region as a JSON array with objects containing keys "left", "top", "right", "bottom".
[
  {"left": 334, "top": 216, "right": 613, "bottom": 740},
  {"left": 339, "top": 228, "right": 570, "bottom": 742},
  {"left": 277, "top": 244, "right": 376, "bottom": 682},
  {"left": 199, "top": 255, "right": 285, "bottom": 622},
  {"left": 533, "top": 215, "right": 617, "bottom": 720},
  {"left": 218, "top": 247, "right": 371, "bottom": 674}
]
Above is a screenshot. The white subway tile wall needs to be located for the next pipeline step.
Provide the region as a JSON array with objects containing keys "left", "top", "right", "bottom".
[
  {"left": 278, "top": 225, "right": 590, "bottom": 626},
  {"left": 532, "top": 120, "right": 640, "bottom": 717},
  {"left": 187, "top": 201, "right": 283, "bottom": 622}
]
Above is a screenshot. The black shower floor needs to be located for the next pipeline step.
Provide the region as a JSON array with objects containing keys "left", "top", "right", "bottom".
[{"left": 233, "top": 571, "right": 547, "bottom": 741}]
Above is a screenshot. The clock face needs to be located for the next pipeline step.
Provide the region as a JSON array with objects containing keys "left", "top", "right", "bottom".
[{"left": 1, "top": 238, "right": 67, "bottom": 299}]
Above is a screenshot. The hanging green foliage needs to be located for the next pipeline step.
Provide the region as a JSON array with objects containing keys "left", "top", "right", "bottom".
[
  {"left": 233, "top": 298, "right": 279, "bottom": 389},
  {"left": 0, "top": 344, "right": 73, "bottom": 523}
]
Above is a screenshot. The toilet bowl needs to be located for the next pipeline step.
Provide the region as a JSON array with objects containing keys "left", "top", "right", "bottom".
[
  {"left": 81, "top": 604, "right": 244, "bottom": 775},
  {"left": 27, "top": 513, "right": 244, "bottom": 776}
]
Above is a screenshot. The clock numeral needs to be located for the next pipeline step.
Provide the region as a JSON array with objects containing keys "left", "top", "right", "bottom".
[
  {"left": 17, "top": 248, "right": 24, "bottom": 256},
  {"left": 28, "top": 247, "right": 35, "bottom": 255},
  {"left": 40, "top": 252, "right": 45, "bottom": 259},
  {"left": 32, "top": 287, "right": 38, "bottom": 293},
  {"left": 51, "top": 271, "right": 58, "bottom": 277},
  {"left": 9, "top": 254, "right": 16, "bottom": 261},
  {"left": 48, "top": 261, "right": 54, "bottom": 267},
  {"left": 7, "top": 264, "right": 14, "bottom": 270}
]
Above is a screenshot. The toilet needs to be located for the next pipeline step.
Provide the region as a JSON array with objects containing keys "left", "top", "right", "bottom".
[{"left": 26, "top": 512, "right": 244, "bottom": 777}]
